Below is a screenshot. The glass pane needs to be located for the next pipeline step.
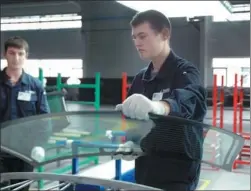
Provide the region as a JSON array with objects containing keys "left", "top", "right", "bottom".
[
  {"left": 24, "top": 67, "right": 39, "bottom": 77},
  {"left": 60, "top": 70, "right": 71, "bottom": 77},
  {"left": 49, "top": 69, "right": 59, "bottom": 77},
  {"left": 213, "top": 57, "right": 250, "bottom": 87},
  {"left": 71, "top": 69, "right": 83, "bottom": 78},
  {"left": 40, "top": 68, "right": 51, "bottom": 77},
  {"left": 1, "top": 16, "right": 40, "bottom": 23},
  {"left": 213, "top": 58, "right": 250, "bottom": 68},
  {"left": 241, "top": 67, "right": 250, "bottom": 87},
  {"left": 1, "top": 112, "right": 244, "bottom": 171},
  {"left": 1, "top": 59, "right": 41, "bottom": 72},
  {"left": 1, "top": 14, "right": 81, "bottom": 24},
  {"left": 41, "top": 59, "right": 82, "bottom": 69},
  {"left": 25, "top": 59, "right": 41, "bottom": 68},
  {"left": 1, "top": 21, "right": 82, "bottom": 31},
  {"left": 1, "top": 23, "right": 39, "bottom": 31},
  {"left": 69, "top": 60, "right": 83, "bottom": 68},
  {"left": 40, "top": 60, "right": 54, "bottom": 68},
  {"left": 40, "top": 21, "right": 82, "bottom": 30},
  {"left": 39, "top": 14, "right": 81, "bottom": 22}
]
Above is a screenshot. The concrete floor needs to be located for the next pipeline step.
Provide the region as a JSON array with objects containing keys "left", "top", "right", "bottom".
[
  {"left": 30, "top": 103, "right": 250, "bottom": 190},
  {"left": 199, "top": 168, "right": 250, "bottom": 190}
]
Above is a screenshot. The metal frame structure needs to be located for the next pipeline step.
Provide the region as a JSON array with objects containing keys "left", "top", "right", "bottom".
[{"left": 0, "top": 172, "right": 161, "bottom": 191}]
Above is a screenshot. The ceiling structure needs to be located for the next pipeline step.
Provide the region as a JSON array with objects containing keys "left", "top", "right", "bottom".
[
  {"left": 226, "top": 0, "right": 250, "bottom": 13},
  {"left": 1, "top": 0, "right": 249, "bottom": 16},
  {"left": 1, "top": 0, "right": 49, "bottom": 4},
  {"left": 0, "top": 0, "right": 59, "bottom": 5},
  {"left": 228, "top": 0, "right": 250, "bottom": 5},
  {"left": 1, "top": 0, "right": 250, "bottom": 7}
]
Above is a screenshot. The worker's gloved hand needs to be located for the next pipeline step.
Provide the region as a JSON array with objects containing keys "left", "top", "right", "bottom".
[
  {"left": 113, "top": 141, "right": 141, "bottom": 161},
  {"left": 30, "top": 146, "right": 45, "bottom": 162},
  {"left": 115, "top": 94, "right": 168, "bottom": 120}
]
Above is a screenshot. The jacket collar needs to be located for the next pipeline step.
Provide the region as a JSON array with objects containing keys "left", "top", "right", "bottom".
[
  {"left": 0, "top": 67, "right": 29, "bottom": 85},
  {"left": 142, "top": 50, "right": 177, "bottom": 81}
]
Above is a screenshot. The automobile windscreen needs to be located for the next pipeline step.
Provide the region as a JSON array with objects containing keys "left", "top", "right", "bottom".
[{"left": 0, "top": 111, "right": 245, "bottom": 171}]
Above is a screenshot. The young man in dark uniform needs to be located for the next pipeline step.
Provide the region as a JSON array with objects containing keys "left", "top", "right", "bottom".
[
  {"left": 115, "top": 10, "right": 207, "bottom": 191},
  {"left": 0, "top": 36, "right": 50, "bottom": 191}
]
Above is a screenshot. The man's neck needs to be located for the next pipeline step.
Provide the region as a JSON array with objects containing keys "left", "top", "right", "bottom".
[
  {"left": 6, "top": 67, "right": 23, "bottom": 83},
  {"left": 152, "top": 46, "right": 171, "bottom": 72}
]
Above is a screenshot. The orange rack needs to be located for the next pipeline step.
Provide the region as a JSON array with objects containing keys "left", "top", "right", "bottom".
[{"left": 232, "top": 74, "right": 250, "bottom": 169}]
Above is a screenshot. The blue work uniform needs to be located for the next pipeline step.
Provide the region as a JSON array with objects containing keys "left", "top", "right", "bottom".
[
  {"left": 0, "top": 68, "right": 50, "bottom": 122},
  {"left": 127, "top": 51, "right": 207, "bottom": 191},
  {"left": 0, "top": 68, "right": 50, "bottom": 191}
]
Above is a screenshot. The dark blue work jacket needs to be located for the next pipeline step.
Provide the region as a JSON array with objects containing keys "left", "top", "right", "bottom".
[
  {"left": 127, "top": 51, "right": 207, "bottom": 191},
  {"left": 0, "top": 68, "right": 50, "bottom": 123}
]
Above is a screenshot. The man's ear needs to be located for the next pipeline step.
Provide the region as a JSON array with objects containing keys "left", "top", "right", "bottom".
[{"left": 162, "top": 28, "right": 170, "bottom": 40}]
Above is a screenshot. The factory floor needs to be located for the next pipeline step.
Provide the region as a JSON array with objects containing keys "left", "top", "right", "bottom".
[{"left": 30, "top": 103, "right": 250, "bottom": 190}]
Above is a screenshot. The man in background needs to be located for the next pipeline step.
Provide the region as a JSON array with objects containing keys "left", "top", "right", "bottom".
[{"left": 0, "top": 36, "right": 50, "bottom": 191}]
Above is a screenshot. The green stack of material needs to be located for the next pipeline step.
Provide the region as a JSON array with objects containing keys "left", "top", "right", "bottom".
[
  {"left": 38, "top": 68, "right": 101, "bottom": 110},
  {"left": 36, "top": 91, "right": 99, "bottom": 189}
]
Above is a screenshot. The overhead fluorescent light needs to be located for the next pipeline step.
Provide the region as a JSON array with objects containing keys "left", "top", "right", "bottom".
[
  {"left": 1, "top": 14, "right": 81, "bottom": 24},
  {"left": 232, "top": 4, "right": 250, "bottom": 13}
]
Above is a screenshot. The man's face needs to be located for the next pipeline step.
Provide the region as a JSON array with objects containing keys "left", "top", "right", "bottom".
[
  {"left": 4, "top": 47, "right": 27, "bottom": 70},
  {"left": 132, "top": 22, "right": 167, "bottom": 60}
]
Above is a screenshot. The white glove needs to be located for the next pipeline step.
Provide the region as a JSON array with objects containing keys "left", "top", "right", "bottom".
[
  {"left": 113, "top": 141, "right": 140, "bottom": 161},
  {"left": 115, "top": 94, "right": 168, "bottom": 120},
  {"left": 31, "top": 146, "right": 45, "bottom": 162},
  {"left": 106, "top": 130, "right": 113, "bottom": 140}
]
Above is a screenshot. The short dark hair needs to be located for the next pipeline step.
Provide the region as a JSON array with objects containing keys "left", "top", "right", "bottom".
[
  {"left": 130, "top": 9, "right": 171, "bottom": 34},
  {"left": 4, "top": 36, "right": 29, "bottom": 53}
]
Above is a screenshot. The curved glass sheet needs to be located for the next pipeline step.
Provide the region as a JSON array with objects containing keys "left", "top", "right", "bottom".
[{"left": 0, "top": 111, "right": 245, "bottom": 171}]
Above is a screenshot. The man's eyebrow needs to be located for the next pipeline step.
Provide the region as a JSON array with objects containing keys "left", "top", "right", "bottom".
[
  {"left": 7, "top": 49, "right": 25, "bottom": 54},
  {"left": 132, "top": 32, "right": 146, "bottom": 37},
  {"left": 7, "top": 50, "right": 15, "bottom": 53}
]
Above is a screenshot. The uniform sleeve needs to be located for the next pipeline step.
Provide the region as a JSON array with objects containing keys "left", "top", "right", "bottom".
[
  {"left": 37, "top": 84, "right": 50, "bottom": 114},
  {"left": 162, "top": 65, "right": 207, "bottom": 120}
]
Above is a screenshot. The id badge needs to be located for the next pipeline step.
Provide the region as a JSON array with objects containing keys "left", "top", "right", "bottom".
[
  {"left": 152, "top": 92, "right": 163, "bottom": 101},
  {"left": 17, "top": 92, "right": 31, "bottom": 101}
]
